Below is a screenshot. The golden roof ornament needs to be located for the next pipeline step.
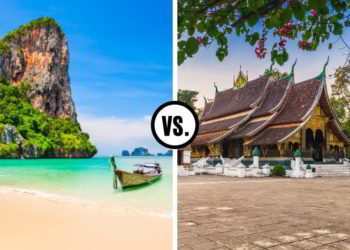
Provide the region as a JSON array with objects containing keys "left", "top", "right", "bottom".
[{"left": 233, "top": 65, "right": 248, "bottom": 89}]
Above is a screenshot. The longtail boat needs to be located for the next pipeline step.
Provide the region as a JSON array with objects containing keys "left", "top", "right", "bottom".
[{"left": 110, "top": 157, "right": 162, "bottom": 189}]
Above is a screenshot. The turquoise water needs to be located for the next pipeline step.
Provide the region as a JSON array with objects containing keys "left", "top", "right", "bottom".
[{"left": 0, "top": 157, "right": 172, "bottom": 215}]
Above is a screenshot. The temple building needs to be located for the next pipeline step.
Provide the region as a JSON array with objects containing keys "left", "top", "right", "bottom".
[{"left": 191, "top": 61, "right": 350, "bottom": 163}]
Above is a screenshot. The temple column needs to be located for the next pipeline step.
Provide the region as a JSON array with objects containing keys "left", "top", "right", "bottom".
[
  {"left": 301, "top": 129, "right": 306, "bottom": 150},
  {"left": 208, "top": 143, "right": 222, "bottom": 157},
  {"left": 277, "top": 143, "right": 284, "bottom": 157}
]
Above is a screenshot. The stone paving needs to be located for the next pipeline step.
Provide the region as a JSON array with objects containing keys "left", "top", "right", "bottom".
[{"left": 178, "top": 176, "right": 350, "bottom": 249}]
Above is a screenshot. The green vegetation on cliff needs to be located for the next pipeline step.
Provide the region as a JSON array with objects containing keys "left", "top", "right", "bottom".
[
  {"left": 2, "top": 17, "right": 62, "bottom": 43},
  {"left": 0, "top": 81, "right": 97, "bottom": 158},
  {"left": 0, "top": 41, "right": 10, "bottom": 56}
]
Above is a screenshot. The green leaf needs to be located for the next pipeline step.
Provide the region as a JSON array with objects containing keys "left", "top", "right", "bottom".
[
  {"left": 302, "top": 30, "right": 311, "bottom": 41},
  {"left": 178, "top": 51, "right": 185, "bottom": 65},
  {"left": 247, "top": 13, "right": 259, "bottom": 26},
  {"left": 275, "top": 50, "right": 288, "bottom": 66},
  {"left": 216, "top": 47, "right": 228, "bottom": 61},
  {"left": 333, "top": 22, "right": 343, "bottom": 35},
  {"left": 185, "top": 37, "right": 199, "bottom": 57},
  {"left": 197, "top": 22, "right": 205, "bottom": 33},
  {"left": 309, "top": 0, "right": 321, "bottom": 11},
  {"left": 264, "top": 18, "right": 273, "bottom": 29},
  {"left": 280, "top": 8, "right": 292, "bottom": 23},
  {"left": 187, "top": 26, "right": 195, "bottom": 36},
  {"left": 269, "top": 17, "right": 280, "bottom": 28},
  {"left": 293, "top": 5, "right": 306, "bottom": 21},
  {"left": 217, "top": 35, "right": 228, "bottom": 46},
  {"left": 225, "top": 27, "right": 233, "bottom": 34},
  {"left": 178, "top": 40, "right": 186, "bottom": 50},
  {"left": 271, "top": 49, "right": 278, "bottom": 61},
  {"left": 247, "top": 32, "right": 260, "bottom": 46},
  {"left": 248, "top": 0, "right": 264, "bottom": 10}
]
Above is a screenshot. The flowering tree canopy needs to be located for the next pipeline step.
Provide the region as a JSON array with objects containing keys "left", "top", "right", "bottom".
[{"left": 178, "top": 0, "right": 350, "bottom": 65}]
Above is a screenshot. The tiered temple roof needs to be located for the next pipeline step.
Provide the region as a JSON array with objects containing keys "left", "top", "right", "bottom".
[{"left": 193, "top": 66, "right": 350, "bottom": 147}]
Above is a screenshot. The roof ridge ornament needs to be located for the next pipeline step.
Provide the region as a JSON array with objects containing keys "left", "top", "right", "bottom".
[
  {"left": 315, "top": 56, "right": 329, "bottom": 80},
  {"left": 323, "top": 56, "right": 330, "bottom": 74},
  {"left": 214, "top": 82, "right": 219, "bottom": 95},
  {"left": 290, "top": 58, "right": 297, "bottom": 76},
  {"left": 269, "top": 61, "right": 275, "bottom": 73},
  {"left": 204, "top": 96, "right": 207, "bottom": 105}
]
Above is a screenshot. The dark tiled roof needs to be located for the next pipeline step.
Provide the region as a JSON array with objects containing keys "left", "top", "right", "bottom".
[
  {"left": 319, "top": 89, "right": 350, "bottom": 145},
  {"left": 198, "top": 115, "right": 246, "bottom": 134},
  {"left": 201, "top": 102, "right": 213, "bottom": 120},
  {"left": 328, "top": 120, "right": 350, "bottom": 145},
  {"left": 192, "top": 131, "right": 227, "bottom": 145},
  {"left": 251, "top": 126, "right": 299, "bottom": 145},
  {"left": 251, "top": 77, "right": 290, "bottom": 118},
  {"left": 202, "top": 76, "right": 270, "bottom": 121},
  {"left": 230, "top": 120, "right": 266, "bottom": 138},
  {"left": 271, "top": 78, "right": 321, "bottom": 125}
]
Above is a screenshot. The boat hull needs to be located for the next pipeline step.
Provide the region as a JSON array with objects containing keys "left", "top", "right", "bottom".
[{"left": 115, "top": 170, "right": 161, "bottom": 188}]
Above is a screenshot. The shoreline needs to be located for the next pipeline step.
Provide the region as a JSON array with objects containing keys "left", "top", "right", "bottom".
[
  {"left": 0, "top": 190, "right": 171, "bottom": 250},
  {"left": 0, "top": 185, "right": 171, "bottom": 218}
]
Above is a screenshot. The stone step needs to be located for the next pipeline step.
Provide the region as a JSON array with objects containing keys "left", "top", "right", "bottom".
[
  {"left": 317, "top": 174, "right": 350, "bottom": 177},
  {"left": 316, "top": 168, "right": 350, "bottom": 170},
  {"left": 314, "top": 165, "right": 350, "bottom": 176},
  {"left": 316, "top": 171, "right": 350, "bottom": 176},
  {"left": 316, "top": 170, "right": 350, "bottom": 173},
  {"left": 315, "top": 170, "right": 350, "bottom": 172}
]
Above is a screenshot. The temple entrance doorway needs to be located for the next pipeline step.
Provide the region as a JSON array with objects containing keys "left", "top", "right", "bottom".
[
  {"left": 306, "top": 128, "right": 314, "bottom": 150},
  {"left": 313, "top": 129, "right": 324, "bottom": 162},
  {"left": 222, "top": 140, "right": 229, "bottom": 158},
  {"left": 231, "top": 139, "right": 244, "bottom": 158}
]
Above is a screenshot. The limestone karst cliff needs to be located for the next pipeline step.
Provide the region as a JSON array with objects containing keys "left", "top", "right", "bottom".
[
  {"left": 0, "top": 18, "right": 76, "bottom": 120},
  {"left": 0, "top": 18, "right": 96, "bottom": 158}
]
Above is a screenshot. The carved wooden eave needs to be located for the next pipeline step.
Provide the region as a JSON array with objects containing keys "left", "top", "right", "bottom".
[
  {"left": 241, "top": 75, "right": 294, "bottom": 138},
  {"left": 248, "top": 75, "right": 324, "bottom": 146},
  {"left": 194, "top": 66, "right": 350, "bottom": 148},
  {"left": 194, "top": 75, "right": 272, "bottom": 145}
]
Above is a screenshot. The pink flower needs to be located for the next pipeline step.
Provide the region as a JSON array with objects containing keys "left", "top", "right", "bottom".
[
  {"left": 310, "top": 9, "right": 317, "bottom": 16},
  {"left": 278, "top": 40, "right": 286, "bottom": 47}
]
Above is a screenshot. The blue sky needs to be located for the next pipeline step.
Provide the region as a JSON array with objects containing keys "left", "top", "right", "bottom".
[
  {"left": 0, "top": 0, "right": 172, "bottom": 155},
  {"left": 179, "top": 24, "right": 350, "bottom": 108}
]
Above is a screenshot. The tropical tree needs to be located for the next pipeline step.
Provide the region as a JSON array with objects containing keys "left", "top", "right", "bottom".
[
  {"left": 178, "top": 89, "right": 199, "bottom": 109},
  {"left": 331, "top": 63, "right": 350, "bottom": 108},
  {"left": 330, "top": 64, "right": 350, "bottom": 137},
  {"left": 178, "top": 89, "right": 205, "bottom": 116},
  {"left": 178, "top": 0, "right": 350, "bottom": 65}
]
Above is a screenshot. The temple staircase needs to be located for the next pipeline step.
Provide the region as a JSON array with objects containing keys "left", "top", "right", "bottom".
[{"left": 312, "top": 163, "right": 350, "bottom": 177}]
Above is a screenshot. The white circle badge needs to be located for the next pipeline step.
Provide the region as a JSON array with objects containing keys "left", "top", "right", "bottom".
[{"left": 151, "top": 101, "right": 199, "bottom": 149}]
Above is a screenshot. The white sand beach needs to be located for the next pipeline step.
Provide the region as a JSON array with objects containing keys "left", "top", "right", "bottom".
[{"left": 0, "top": 192, "right": 171, "bottom": 250}]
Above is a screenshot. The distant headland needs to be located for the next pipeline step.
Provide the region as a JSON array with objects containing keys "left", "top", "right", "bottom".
[{"left": 121, "top": 147, "right": 172, "bottom": 157}]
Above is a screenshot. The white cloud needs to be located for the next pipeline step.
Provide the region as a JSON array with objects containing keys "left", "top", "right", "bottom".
[{"left": 78, "top": 115, "right": 166, "bottom": 156}]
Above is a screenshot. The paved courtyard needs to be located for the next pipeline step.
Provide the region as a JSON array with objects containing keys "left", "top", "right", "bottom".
[{"left": 178, "top": 176, "right": 350, "bottom": 249}]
